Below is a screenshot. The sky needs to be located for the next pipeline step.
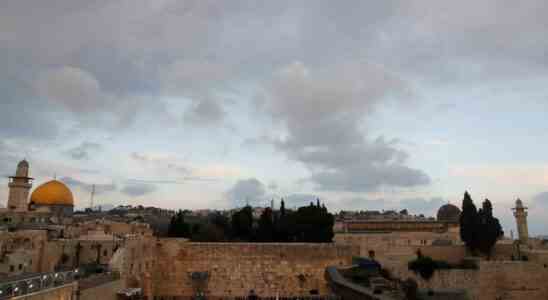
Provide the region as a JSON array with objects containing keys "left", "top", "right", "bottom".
[{"left": 1, "top": 0, "right": 548, "bottom": 235}]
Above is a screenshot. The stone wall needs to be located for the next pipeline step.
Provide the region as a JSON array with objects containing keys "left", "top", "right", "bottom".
[
  {"left": 120, "top": 239, "right": 358, "bottom": 299},
  {"left": 526, "top": 250, "right": 548, "bottom": 264},
  {"left": 391, "top": 261, "right": 548, "bottom": 300},
  {"left": 478, "top": 261, "right": 548, "bottom": 300},
  {"left": 11, "top": 282, "right": 76, "bottom": 300},
  {"left": 419, "top": 245, "right": 467, "bottom": 265},
  {"left": 334, "top": 231, "right": 461, "bottom": 267},
  {"left": 80, "top": 278, "right": 122, "bottom": 300},
  {"left": 42, "top": 237, "right": 123, "bottom": 271},
  {"left": 0, "top": 230, "right": 49, "bottom": 277}
]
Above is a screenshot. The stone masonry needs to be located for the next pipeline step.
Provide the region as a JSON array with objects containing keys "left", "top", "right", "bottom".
[{"left": 119, "top": 239, "right": 358, "bottom": 299}]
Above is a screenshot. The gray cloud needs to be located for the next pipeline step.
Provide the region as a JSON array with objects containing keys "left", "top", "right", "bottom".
[
  {"left": 267, "top": 181, "right": 278, "bottom": 191},
  {"left": 130, "top": 152, "right": 191, "bottom": 175},
  {"left": 339, "top": 197, "right": 390, "bottom": 211},
  {"left": 533, "top": 192, "right": 548, "bottom": 207},
  {"left": 226, "top": 178, "right": 266, "bottom": 206},
  {"left": 2, "top": 0, "right": 548, "bottom": 202},
  {"left": 34, "top": 66, "right": 104, "bottom": 113},
  {"left": 60, "top": 176, "right": 116, "bottom": 195},
  {"left": 1, "top": 1, "right": 546, "bottom": 138},
  {"left": 399, "top": 197, "right": 446, "bottom": 217},
  {"left": 262, "top": 62, "right": 429, "bottom": 192},
  {"left": 121, "top": 182, "right": 157, "bottom": 197},
  {"left": 66, "top": 142, "right": 102, "bottom": 160}
]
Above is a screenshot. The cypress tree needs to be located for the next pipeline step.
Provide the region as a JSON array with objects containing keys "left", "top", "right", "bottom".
[
  {"left": 477, "top": 199, "right": 504, "bottom": 257},
  {"left": 460, "top": 191, "right": 478, "bottom": 252}
]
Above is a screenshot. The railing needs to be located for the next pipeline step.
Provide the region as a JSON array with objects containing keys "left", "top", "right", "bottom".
[
  {"left": 0, "top": 269, "right": 80, "bottom": 299},
  {"left": 324, "top": 266, "right": 395, "bottom": 300},
  {"left": 78, "top": 271, "right": 120, "bottom": 290}
]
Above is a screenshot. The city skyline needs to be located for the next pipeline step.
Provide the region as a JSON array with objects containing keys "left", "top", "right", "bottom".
[{"left": 2, "top": 1, "right": 548, "bottom": 236}]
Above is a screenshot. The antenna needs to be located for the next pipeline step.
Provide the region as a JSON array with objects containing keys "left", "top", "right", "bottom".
[{"left": 89, "top": 184, "right": 96, "bottom": 210}]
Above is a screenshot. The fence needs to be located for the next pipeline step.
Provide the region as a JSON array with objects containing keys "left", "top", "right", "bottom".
[{"left": 0, "top": 269, "right": 79, "bottom": 299}]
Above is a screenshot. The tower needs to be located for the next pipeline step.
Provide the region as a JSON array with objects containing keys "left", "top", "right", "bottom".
[
  {"left": 7, "top": 160, "right": 33, "bottom": 211},
  {"left": 512, "top": 198, "right": 529, "bottom": 244}
]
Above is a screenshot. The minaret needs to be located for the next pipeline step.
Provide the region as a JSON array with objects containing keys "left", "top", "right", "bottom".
[
  {"left": 7, "top": 160, "right": 33, "bottom": 211},
  {"left": 512, "top": 198, "right": 529, "bottom": 244}
]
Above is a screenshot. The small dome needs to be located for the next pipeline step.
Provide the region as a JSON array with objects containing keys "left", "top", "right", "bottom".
[
  {"left": 30, "top": 180, "right": 74, "bottom": 206},
  {"left": 437, "top": 203, "right": 461, "bottom": 223},
  {"left": 516, "top": 198, "right": 524, "bottom": 208}
]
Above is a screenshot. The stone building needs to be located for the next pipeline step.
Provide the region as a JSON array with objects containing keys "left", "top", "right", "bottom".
[
  {"left": 334, "top": 204, "right": 462, "bottom": 268},
  {"left": 512, "top": 198, "right": 529, "bottom": 245},
  {"left": 1, "top": 161, "right": 75, "bottom": 227},
  {"left": 7, "top": 160, "right": 33, "bottom": 212}
]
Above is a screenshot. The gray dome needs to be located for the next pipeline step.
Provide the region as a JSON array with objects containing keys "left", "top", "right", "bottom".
[{"left": 437, "top": 203, "right": 461, "bottom": 223}]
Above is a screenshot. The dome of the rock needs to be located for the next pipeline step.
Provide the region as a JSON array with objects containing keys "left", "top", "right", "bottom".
[{"left": 30, "top": 180, "right": 74, "bottom": 206}]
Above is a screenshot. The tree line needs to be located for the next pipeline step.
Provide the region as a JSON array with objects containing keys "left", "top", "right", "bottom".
[{"left": 168, "top": 199, "right": 335, "bottom": 243}]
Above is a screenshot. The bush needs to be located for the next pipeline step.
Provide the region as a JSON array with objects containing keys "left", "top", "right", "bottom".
[
  {"left": 408, "top": 249, "right": 456, "bottom": 279},
  {"left": 408, "top": 256, "right": 436, "bottom": 281}
]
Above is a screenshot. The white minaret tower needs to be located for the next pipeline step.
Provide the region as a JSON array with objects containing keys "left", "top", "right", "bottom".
[
  {"left": 512, "top": 198, "right": 529, "bottom": 245},
  {"left": 7, "top": 160, "right": 33, "bottom": 211}
]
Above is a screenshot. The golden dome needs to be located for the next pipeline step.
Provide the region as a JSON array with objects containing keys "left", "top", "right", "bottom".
[{"left": 30, "top": 180, "right": 74, "bottom": 206}]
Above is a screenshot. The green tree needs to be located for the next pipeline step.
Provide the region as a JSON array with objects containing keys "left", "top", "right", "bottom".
[
  {"left": 168, "top": 210, "right": 191, "bottom": 238},
  {"left": 460, "top": 191, "right": 478, "bottom": 252},
  {"left": 293, "top": 200, "right": 334, "bottom": 242},
  {"left": 211, "top": 213, "right": 231, "bottom": 238},
  {"left": 231, "top": 205, "right": 254, "bottom": 241},
  {"left": 275, "top": 200, "right": 292, "bottom": 242},
  {"left": 191, "top": 223, "right": 225, "bottom": 242},
  {"left": 477, "top": 199, "right": 504, "bottom": 257},
  {"left": 257, "top": 208, "right": 274, "bottom": 242}
]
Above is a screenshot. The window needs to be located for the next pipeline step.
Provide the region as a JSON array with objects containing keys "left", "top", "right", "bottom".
[
  {"left": 10, "top": 265, "right": 14, "bottom": 272},
  {"left": 103, "top": 250, "right": 108, "bottom": 256},
  {"left": 18, "top": 264, "right": 22, "bottom": 270}
]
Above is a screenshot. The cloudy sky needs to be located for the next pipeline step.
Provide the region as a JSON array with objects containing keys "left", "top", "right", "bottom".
[{"left": 1, "top": 0, "right": 547, "bottom": 235}]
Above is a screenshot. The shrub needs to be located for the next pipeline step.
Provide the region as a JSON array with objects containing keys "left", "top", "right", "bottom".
[
  {"left": 408, "top": 250, "right": 456, "bottom": 281},
  {"left": 408, "top": 256, "right": 436, "bottom": 281}
]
